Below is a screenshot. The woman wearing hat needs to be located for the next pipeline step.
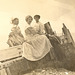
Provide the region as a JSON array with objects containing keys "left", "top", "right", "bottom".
[
  {"left": 7, "top": 18, "right": 24, "bottom": 47},
  {"left": 33, "top": 15, "right": 45, "bottom": 35}
]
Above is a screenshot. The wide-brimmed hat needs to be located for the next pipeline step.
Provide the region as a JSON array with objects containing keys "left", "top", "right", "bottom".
[{"left": 34, "top": 15, "right": 40, "bottom": 19}]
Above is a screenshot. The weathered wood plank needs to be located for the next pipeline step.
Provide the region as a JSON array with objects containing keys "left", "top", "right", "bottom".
[{"left": 0, "top": 45, "right": 22, "bottom": 62}]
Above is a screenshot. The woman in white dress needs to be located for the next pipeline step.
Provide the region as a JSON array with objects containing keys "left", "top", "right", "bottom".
[
  {"left": 33, "top": 15, "right": 45, "bottom": 35},
  {"left": 22, "top": 15, "right": 52, "bottom": 61},
  {"left": 7, "top": 18, "right": 24, "bottom": 47}
]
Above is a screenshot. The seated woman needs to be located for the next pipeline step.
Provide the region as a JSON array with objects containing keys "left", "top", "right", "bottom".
[
  {"left": 33, "top": 15, "right": 45, "bottom": 35},
  {"left": 7, "top": 18, "right": 25, "bottom": 47},
  {"left": 22, "top": 15, "right": 52, "bottom": 61}
]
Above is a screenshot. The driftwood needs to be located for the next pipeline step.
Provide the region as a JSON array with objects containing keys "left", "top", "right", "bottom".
[
  {"left": 0, "top": 22, "right": 75, "bottom": 75},
  {"left": 0, "top": 45, "right": 22, "bottom": 62},
  {"left": 0, "top": 43, "right": 75, "bottom": 75}
]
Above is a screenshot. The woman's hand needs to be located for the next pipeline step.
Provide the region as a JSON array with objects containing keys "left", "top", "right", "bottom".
[{"left": 48, "top": 34, "right": 55, "bottom": 37}]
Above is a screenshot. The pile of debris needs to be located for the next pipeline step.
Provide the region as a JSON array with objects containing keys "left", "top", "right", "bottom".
[{"left": 23, "top": 68, "right": 75, "bottom": 75}]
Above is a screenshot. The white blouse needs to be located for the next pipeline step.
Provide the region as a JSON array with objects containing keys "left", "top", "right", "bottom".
[{"left": 33, "top": 22, "right": 45, "bottom": 34}]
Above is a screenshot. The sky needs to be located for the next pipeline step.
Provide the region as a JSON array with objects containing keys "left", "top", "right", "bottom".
[{"left": 0, "top": 0, "right": 75, "bottom": 49}]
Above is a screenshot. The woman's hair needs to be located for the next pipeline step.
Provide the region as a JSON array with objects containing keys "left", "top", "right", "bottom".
[
  {"left": 34, "top": 15, "right": 40, "bottom": 19},
  {"left": 11, "top": 18, "right": 19, "bottom": 24},
  {"left": 25, "top": 15, "right": 33, "bottom": 22}
]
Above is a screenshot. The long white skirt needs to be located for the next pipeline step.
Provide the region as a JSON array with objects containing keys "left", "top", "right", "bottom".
[{"left": 22, "top": 34, "right": 52, "bottom": 61}]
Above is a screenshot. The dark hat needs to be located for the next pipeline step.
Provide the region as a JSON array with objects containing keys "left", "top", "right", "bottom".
[{"left": 34, "top": 15, "right": 40, "bottom": 19}]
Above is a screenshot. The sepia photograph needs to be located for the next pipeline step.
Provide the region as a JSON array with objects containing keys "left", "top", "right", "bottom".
[{"left": 0, "top": 0, "right": 75, "bottom": 75}]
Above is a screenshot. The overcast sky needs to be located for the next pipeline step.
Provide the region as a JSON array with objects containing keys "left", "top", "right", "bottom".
[{"left": 0, "top": 0, "right": 75, "bottom": 43}]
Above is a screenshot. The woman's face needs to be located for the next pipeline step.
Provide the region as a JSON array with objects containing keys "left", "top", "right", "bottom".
[
  {"left": 13, "top": 19, "right": 19, "bottom": 25},
  {"left": 26, "top": 17, "right": 33, "bottom": 25},
  {"left": 34, "top": 17, "right": 39, "bottom": 22}
]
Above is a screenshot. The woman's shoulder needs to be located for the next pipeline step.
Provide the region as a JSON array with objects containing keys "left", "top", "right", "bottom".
[
  {"left": 11, "top": 27, "right": 15, "bottom": 31},
  {"left": 11, "top": 26, "right": 20, "bottom": 31},
  {"left": 38, "top": 22, "right": 43, "bottom": 25}
]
